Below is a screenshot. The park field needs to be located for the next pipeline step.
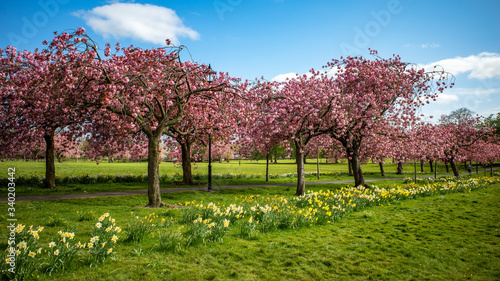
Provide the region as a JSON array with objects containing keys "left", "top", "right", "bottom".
[
  {"left": 0, "top": 178, "right": 499, "bottom": 280},
  {"left": 0, "top": 159, "right": 489, "bottom": 197},
  {"left": 0, "top": 159, "right": 476, "bottom": 178}
]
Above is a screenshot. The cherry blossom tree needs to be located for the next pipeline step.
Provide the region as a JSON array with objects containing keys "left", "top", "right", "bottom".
[
  {"left": 165, "top": 76, "right": 245, "bottom": 185},
  {"left": 242, "top": 80, "right": 290, "bottom": 181},
  {"left": 249, "top": 73, "right": 339, "bottom": 195},
  {"left": 438, "top": 115, "right": 494, "bottom": 177},
  {"left": 83, "top": 37, "right": 237, "bottom": 207},
  {"left": 0, "top": 28, "right": 102, "bottom": 188},
  {"left": 361, "top": 133, "right": 393, "bottom": 176},
  {"left": 324, "top": 51, "right": 454, "bottom": 187},
  {"left": 54, "top": 132, "right": 83, "bottom": 162}
]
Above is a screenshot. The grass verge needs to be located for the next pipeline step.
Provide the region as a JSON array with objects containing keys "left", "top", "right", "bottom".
[{"left": 1, "top": 179, "right": 499, "bottom": 280}]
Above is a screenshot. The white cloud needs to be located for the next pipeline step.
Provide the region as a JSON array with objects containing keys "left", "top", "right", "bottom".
[
  {"left": 434, "top": 93, "right": 459, "bottom": 104},
  {"left": 405, "top": 42, "right": 440, "bottom": 48},
  {"left": 271, "top": 67, "right": 342, "bottom": 82},
  {"left": 419, "top": 52, "right": 500, "bottom": 79},
  {"left": 74, "top": 3, "right": 199, "bottom": 45},
  {"left": 447, "top": 87, "right": 500, "bottom": 97},
  {"left": 271, "top": 72, "right": 298, "bottom": 82},
  {"left": 420, "top": 43, "right": 440, "bottom": 48}
]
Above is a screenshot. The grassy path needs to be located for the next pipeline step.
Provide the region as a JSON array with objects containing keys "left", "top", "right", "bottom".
[{"left": 30, "top": 182, "right": 500, "bottom": 280}]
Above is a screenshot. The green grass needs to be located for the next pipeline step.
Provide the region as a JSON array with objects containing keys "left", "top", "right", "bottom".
[
  {"left": 0, "top": 159, "right": 480, "bottom": 178},
  {"left": 2, "top": 159, "right": 490, "bottom": 197},
  {"left": 1, "top": 180, "right": 499, "bottom": 280}
]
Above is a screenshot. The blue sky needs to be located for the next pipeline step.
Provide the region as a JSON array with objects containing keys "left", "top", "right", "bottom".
[{"left": 1, "top": 0, "right": 499, "bottom": 119}]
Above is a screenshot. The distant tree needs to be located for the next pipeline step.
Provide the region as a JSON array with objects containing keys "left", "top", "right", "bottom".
[
  {"left": 440, "top": 107, "right": 475, "bottom": 125},
  {"left": 438, "top": 115, "right": 493, "bottom": 177},
  {"left": 484, "top": 112, "right": 500, "bottom": 138}
]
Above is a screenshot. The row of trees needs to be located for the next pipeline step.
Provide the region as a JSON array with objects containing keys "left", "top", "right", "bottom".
[{"left": 1, "top": 28, "right": 499, "bottom": 208}]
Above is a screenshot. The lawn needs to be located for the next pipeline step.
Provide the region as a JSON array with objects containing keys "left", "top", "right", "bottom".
[
  {"left": 0, "top": 159, "right": 479, "bottom": 178},
  {"left": 1, "top": 159, "right": 491, "bottom": 197},
  {"left": 1, "top": 177, "right": 499, "bottom": 280}
]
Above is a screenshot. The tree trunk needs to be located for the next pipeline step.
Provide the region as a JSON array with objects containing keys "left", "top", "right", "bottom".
[
  {"left": 348, "top": 159, "right": 353, "bottom": 176},
  {"left": 351, "top": 153, "right": 366, "bottom": 187},
  {"left": 434, "top": 160, "right": 437, "bottom": 179},
  {"left": 146, "top": 134, "right": 164, "bottom": 208},
  {"left": 420, "top": 160, "right": 424, "bottom": 173},
  {"left": 295, "top": 141, "right": 306, "bottom": 196},
  {"left": 266, "top": 153, "right": 269, "bottom": 182},
  {"left": 379, "top": 162, "right": 385, "bottom": 177},
  {"left": 316, "top": 150, "right": 320, "bottom": 180},
  {"left": 445, "top": 162, "right": 449, "bottom": 173},
  {"left": 43, "top": 131, "right": 56, "bottom": 189},
  {"left": 429, "top": 160, "right": 434, "bottom": 173},
  {"left": 180, "top": 141, "right": 194, "bottom": 185},
  {"left": 396, "top": 162, "right": 403, "bottom": 175},
  {"left": 449, "top": 159, "right": 459, "bottom": 177}
]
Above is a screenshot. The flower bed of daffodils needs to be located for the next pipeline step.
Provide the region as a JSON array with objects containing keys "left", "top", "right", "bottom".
[{"left": 2, "top": 176, "right": 498, "bottom": 279}]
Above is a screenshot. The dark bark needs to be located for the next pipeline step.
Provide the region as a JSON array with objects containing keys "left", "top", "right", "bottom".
[
  {"left": 295, "top": 141, "right": 306, "bottom": 196},
  {"left": 445, "top": 162, "right": 449, "bottom": 173},
  {"left": 316, "top": 151, "right": 320, "bottom": 180},
  {"left": 351, "top": 153, "right": 366, "bottom": 187},
  {"left": 348, "top": 159, "right": 353, "bottom": 176},
  {"left": 429, "top": 160, "right": 434, "bottom": 173},
  {"left": 449, "top": 159, "right": 459, "bottom": 177},
  {"left": 396, "top": 162, "right": 403, "bottom": 175},
  {"left": 180, "top": 141, "right": 194, "bottom": 185},
  {"left": 43, "top": 130, "right": 56, "bottom": 189},
  {"left": 146, "top": 134, "right": 164, "bottom": 208},
  {"left": 266, "top": 154, "right": 269, "bottom": 182},
  {"left": 379, "top": 162, "right": 385, "bottom": 177},
  {"left": 420, "top": 160, "right": 424, "bottom": 173}
]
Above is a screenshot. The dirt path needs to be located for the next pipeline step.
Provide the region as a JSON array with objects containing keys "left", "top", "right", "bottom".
[{"left": 2, "top": 168, "right": 497, "bottom": 202}]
